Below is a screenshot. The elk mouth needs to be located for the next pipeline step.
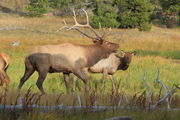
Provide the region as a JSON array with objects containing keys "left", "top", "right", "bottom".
[{"left": 120, "top": 64, "right": 129, "bottom": 70}]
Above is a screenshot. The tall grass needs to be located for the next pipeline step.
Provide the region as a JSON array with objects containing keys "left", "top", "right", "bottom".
[{"left": 136, "top": 49, "right": 180, "bottom": 59}]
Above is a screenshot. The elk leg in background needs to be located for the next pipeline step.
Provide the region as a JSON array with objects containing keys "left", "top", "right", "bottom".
[
  {"left": 72, "top": 75, "right": 78, "bottom": 92},
  {"left": 109, "top": 75, "right": 116, "bottom": 92},
  {"left": 101, "top": 68, "right": 108, "bottom": 90},
  {"left": 73, "top": 69, "right": 89, "bottom": 93},
  {"left": 63, "top": 73, "right": 70, "bottom": 94}
]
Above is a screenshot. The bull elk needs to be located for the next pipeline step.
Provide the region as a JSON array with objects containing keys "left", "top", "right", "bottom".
[
  {"left": 73, "top": 51, "right": 136, "bottom": 91},
  {"left": 0, "top": 53, "right": 10, "bottom": 86},
  {"left": 18, "top": 9, "right": 119, "bottom": 94}
]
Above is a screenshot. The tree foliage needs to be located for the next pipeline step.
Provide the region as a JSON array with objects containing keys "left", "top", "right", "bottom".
[
  {"left": 91, "top": 0, "right": 119, "bottom": 28},
  {"left": 27, "top": 0, "right": 49, "bottom": 17},
  {"left": 26, "top": 0, "right": 179, "bottom": 29},
  {"left": 159, "top": 0, "right": 180, "bottom": 27},
  {"left": 114, "top": 0, "right": 154, "bottom": 30}
]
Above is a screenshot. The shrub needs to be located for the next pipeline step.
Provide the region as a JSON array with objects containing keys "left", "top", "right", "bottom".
[
  {"left": 27, "top": 0, "right": 49, "bottom": 17},
  {"left": 91, "top": 0, "right": 119, "bottom": 28},
  {"left": 115, "top": 0, "right": 154, "bottom": 30}
]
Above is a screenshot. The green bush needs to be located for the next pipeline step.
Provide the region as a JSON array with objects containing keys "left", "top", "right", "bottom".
[
  {"left": 139, "top": 22, "right": 151, "bottom": 31},
  {"left": 91, "top": 0, "right": 119, "bottom": 28},
  {"left": 115, "top": 0, "right": 154, "bottom": 30},
  {"left": 159, "top": 0, "right": 180, "bottom": 27},
  {"left": 27, "top": 0, "right": 49, "bottom": 17}
]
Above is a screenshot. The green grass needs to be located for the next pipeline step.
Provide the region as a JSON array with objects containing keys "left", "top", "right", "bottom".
[{"left": 136, "top": 49, "right": 180, "bottom": 59}]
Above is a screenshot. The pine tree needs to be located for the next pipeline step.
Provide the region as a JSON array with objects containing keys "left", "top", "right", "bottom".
[
  {"left": 114, "top": 0, "right": 154, "bottom": 31},
  {"left": 91, "top": 0, "right": 119, "bottom": 28}
]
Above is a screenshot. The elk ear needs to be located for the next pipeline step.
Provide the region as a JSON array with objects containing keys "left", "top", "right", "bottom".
[
  {"left": 120, "top": 50, "right": 125, "bottom": 57},
  {"left": 93, "top": 40, "right": 103, "bottom": 44},
  {"left": 131, "top": 51, "right": 136, "bottom": 56}
]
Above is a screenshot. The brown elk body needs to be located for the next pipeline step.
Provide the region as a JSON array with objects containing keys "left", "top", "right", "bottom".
[
  {"left": 0, "top": 53, "right": 10, "bottom": 86},
  {"left": 18, "top": 9, "right": 119, "bottom": 94},
  {"left": 73, "top": 51, "right": 136, "bottom": 91}
]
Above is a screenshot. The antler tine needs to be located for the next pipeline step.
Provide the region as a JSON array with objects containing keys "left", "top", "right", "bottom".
[
  {"left": 65, "top": 9, "right": 106, "bottom": 41},
  {"left": 56, "top": 19, "right": 69, "bottom": 32},
  {"left": 82, "top": 9, "right": 90, "bottom": 26},
  {"left": 73, "top": 28, "right": 96, "bottom": 40},
  {"left": 72, "top": 9, "right": 79, "bottom": 26},
  {"left": 102, "top": 32, "right": 111, "bottom": 39},
  {"left": 81, "top": 9, "right": 102, "bottom": 39}
]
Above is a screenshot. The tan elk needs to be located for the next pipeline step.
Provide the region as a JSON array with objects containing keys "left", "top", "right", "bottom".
[
  {"left": 0, "top": 53, "right": 10, "bottom": 86},
  {"left": 18, "top": 9, "right": 119, "bottom": 94},
  {"left": 73, "top": 51, "right": 136, "bottom": 91}
]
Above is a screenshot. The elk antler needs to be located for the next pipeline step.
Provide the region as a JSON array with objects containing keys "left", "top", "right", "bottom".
[{"left": 60, "top": 9, "right": 110, "bottom": 42}]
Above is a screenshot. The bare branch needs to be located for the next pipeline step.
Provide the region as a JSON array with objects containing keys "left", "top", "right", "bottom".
[
  {"left": 141, "top": 69, "right": 180, "bottom": 109},
  {"left": 152, "top": 86, "right": 177, "bottom": 109},
  {"left": 142, "top": 69, "right": 152, "bottom": 105}
]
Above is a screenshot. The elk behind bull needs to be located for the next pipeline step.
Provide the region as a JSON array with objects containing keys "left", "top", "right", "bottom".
[
  {"left": 73, "top": 51, "right": 136, "bottom": 91},
  {"left": 18, "top": 9, "right": 119, "bottom": 94}
]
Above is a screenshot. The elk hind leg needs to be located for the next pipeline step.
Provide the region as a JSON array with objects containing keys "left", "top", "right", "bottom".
[
  {"left": 18, "top": 66, "right": 35, "bottom": 90},
  {"left": 0, "top": 70, "right": 10, "bottom": 86},
  {"left": 0, "top": 71, "right": 4, "bottom": 86},
  {"left": 36, "top": 71, "right": 48, "bottom": 94}
]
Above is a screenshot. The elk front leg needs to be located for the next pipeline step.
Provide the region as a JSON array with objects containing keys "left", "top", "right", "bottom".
[
  {"left": 101, "top": 68, "right": 108, "bottom": 89},
  {"left": 109, "top": 75, "right": 116, "bottom": 92},
  {"left": 63, "top": 73, "right": 70, "bottom": 94}
]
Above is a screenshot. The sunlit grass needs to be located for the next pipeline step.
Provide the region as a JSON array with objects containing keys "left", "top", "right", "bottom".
[{"left": 0, "top": 15, "right": 179, "bottom": 96}]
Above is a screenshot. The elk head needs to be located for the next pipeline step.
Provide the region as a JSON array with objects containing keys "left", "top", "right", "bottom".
[
  {"left": 117, "top": 50, "right": 136, "bottom": 70},
  {"left": 61, "top": 9, "right": 119, "bottom": 53}
]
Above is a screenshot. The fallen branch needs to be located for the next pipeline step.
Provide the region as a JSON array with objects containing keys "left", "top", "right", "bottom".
[{"left": 142, "top": 69, "right": 180, "bottom": 109}]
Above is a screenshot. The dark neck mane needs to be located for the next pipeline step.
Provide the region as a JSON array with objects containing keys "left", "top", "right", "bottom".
[
  {"left": 118, "top": 57, "right": 129, "bottom": 70},
  {"left": 84, "top": 44, "right": 112, "bottom": 67}
]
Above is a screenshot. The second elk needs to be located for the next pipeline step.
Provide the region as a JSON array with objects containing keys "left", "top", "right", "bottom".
[
  {"left": 18, "top": 9, "right": 119, "bottom": 94},
  {"left": 73, "top": 51, "right": 136, "bottom": 91}
]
